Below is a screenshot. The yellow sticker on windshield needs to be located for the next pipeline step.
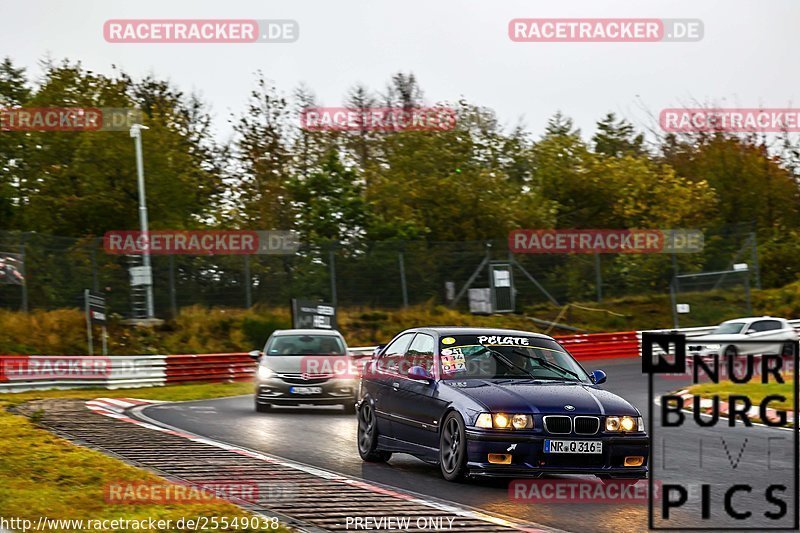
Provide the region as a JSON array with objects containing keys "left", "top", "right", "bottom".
[{"left": 442, "top": 337, "right": 455, "bottom": 345}]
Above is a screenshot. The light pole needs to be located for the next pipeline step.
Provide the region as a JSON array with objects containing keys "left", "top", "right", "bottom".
[{"left": 130, "top": 124, "right": 154, "bottom": 318}]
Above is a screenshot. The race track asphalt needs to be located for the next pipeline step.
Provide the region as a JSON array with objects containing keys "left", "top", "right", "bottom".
[{"left": 139, "top": 357, "right": 797, "bottom": 532}]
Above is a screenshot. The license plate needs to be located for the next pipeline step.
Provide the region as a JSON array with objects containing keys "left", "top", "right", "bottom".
[
  {"left": 544, "top": 439, "right": 602, "bottom": 454},
  {"left": 290, "top": 386, "right": 322, "bottom": 395}
]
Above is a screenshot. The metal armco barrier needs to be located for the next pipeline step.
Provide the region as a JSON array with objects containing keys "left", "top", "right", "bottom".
[
  {"left": 0, "top": 355, "right": 167, "bottom": 393},
  {"left": 554, "top": 331, "right": 639, "bottom": 360},
  {"left": 165, "top": 353, "right": 255, "bottom": 384},
  {"left": 3, "top": 321, "right": 796, "bottom": 392}
]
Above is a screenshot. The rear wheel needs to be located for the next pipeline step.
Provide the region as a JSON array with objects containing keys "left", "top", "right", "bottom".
[
  {"left": 781, "top": 342, "right": 795, "bottom": 357},
  {"left": 440, "top": 412, "right": 468, "bottom": 481},
  {"left": 357, "top": 401, "right": 391, "bottom": 462}
]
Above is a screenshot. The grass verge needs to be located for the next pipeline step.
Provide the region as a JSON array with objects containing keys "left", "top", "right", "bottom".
[
  {"left": 686, "top": 378, "right": 795, "bottom": 413},
  {"left": 0, "top": 381, "right": 292, "bottom": 532}
]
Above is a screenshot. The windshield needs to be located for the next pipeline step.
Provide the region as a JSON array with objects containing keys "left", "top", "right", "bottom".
[
  {"left": 266, "top": 335, "right": 345, "bottom": 355},
  {"left": 439, "top": 335, "right": 591, "bottom": 383},
  {"left": 712, "top": 322, "right": 746, "bottom": 335}
]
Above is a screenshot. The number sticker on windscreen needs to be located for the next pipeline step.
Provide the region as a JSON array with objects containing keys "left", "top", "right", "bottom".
[{"left": 440, "top": 347, "right": 466, "bottom": 373}]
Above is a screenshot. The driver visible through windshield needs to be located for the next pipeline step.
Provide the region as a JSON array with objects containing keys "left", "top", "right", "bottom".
[{"left": 439, "top": 335, "right": 591, "bottom": 383}]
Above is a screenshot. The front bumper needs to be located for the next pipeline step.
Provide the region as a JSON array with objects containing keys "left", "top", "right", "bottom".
[
  {"left": 464, "top": 429, "right": 649, "bottom": 478},
  {"left": 255, "top": 377, "right": 357, "bottom": 405}
]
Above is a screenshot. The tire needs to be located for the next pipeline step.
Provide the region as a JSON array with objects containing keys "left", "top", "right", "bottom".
[
  {"left": 343, "top": 401, "right": 356, "bottom": 414},
  {"left": 781, "top": 342, "right": 795, "bottom": 357},
  {"left": 439, "top": 412, "right": 468, "bottom": 481},
  {"left": 255, "top": 401, "right": 272, "bottom": 413},
  {"left": 357, "top": 401, "right": 391, "bottom": 462},
  {"left": 724, "top": 345, "right": 738, "bottom": 357}
]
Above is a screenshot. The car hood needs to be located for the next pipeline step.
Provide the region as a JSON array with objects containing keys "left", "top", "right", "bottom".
[
  {"left": 260, "top": 354, "right": 350, "bottom": 373},
  {"left": 446, "top": 380, "right": 639, "bottom": 416}
]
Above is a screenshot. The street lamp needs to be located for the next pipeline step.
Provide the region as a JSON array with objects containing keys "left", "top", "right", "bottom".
[{"left": 130, "top": 124, "right": 154, "bottom": 318}]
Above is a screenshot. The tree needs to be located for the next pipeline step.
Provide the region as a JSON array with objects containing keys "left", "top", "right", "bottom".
[
  {"left": 661, "top": 135, "right": 800, "bottom": 231},
  {"left": 530, "top": 113, "right": 603, "bottom": 227},
  {"left": 231, "top": 74, "right": 294, "bottom": 230},
  {"left": 382, "top": 72, "right": 423, "bottom": 110},
  {"left": 0, "top": 57, "right": 31, "bottom": 228},
  {"left": 18, "top": 61, "right": 221, "bottom": 236},
  {"left": 288, "top": 149, "right": 367, "bottom": 244},
  {"left": 592, "top": 112, "right": 645, "bottom": 158}
]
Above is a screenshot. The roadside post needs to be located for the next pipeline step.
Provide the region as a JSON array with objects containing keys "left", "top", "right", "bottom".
[{"left": 84, "top": 289, "right": 109, "bottom": 356}]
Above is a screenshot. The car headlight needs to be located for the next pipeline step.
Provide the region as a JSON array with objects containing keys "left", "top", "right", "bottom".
[
  {"left": 606, "top": 416, "right": 642, "bottom": 432},
  {"left": 475, "top": 413, "right": 532, "bottom": 430},
  {"left": 704, "top": 344, "right": 721, "bottom": 351},
  {"left": 512, "top": 414, "right": 533, "bottom": 429},
  {"left": 257, "top": 366, "right": 275, "bottom": 380}
]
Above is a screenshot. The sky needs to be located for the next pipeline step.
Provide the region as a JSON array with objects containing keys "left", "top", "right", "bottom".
[{"left": 2, "top": 0, "right": 799, "bottom": 143}]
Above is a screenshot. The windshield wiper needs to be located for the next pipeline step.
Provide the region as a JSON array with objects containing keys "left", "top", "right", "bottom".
[
  {"left": 475, "top": 346, "right": 537, "bottom": 379},
  {"left": 511, "top": 349, "right": 580, "bottom": 380}
]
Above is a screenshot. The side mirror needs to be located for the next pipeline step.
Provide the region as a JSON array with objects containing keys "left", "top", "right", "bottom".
[
  {"left": 408, "top": 365, "right": 434, "bottom": 383},
  {"left": 590, "top": 370, "right": 607, "bottom": 385},
  {"left": 372, "top": 344, "right": 386, "bottom": 357},
  {"left": 248, "top": 350, "right": 262, "bottom": 361}
]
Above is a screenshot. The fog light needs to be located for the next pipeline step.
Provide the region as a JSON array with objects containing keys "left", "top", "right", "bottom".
[
  {"left": 488, "top": 454, "right": 512, "bottom": 465},
  {"left": 624, "top": 456, "right": 644, "bottom": 467}
]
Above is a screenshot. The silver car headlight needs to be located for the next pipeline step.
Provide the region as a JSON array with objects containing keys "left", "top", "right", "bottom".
[{"left": 257, "top": 366, "right": 275, "bottom": 380}]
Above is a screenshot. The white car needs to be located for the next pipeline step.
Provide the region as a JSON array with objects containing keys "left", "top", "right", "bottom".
[{"left": 687, "top": 316, "right": 798, "bottom": 357}]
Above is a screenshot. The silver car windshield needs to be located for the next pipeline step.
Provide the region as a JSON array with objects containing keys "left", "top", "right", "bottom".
[
  {"left": 712, "top": 322, "right": 746, "bottom": 335},
  {"left": 267, "top": 335, "right": 345, "bottom": 355}
]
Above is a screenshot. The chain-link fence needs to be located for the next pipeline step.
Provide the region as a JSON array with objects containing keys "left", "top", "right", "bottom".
[{"left": 0, "top": 225, "right": 762, "bottom": 318}]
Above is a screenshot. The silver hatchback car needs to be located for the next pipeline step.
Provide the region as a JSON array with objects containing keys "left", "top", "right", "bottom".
[{"left": 253, "top": 329, "right": 360, "bottom": 413}]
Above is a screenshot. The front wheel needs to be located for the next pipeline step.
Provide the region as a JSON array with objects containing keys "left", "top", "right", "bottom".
[
  {"left": 724, "top": 345, "right": 738, "bottom": 358},
  {"left": 357, "top": 401, "right": 391, "bottom": 462},
  {"left": 255, "top": 402, "right": 272, "bottom": 413},
  {"left": 439, "top": 412, "right": 468, "bottom": 481}
]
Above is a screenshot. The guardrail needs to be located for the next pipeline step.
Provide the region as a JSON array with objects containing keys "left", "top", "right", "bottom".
[
  {"left": 2, "top": 321, "right": 797, "bottom": 392},
  {"left": 554, "top": 331, "right": 638, "bottom": 360},
  {"left": 0, "top": 355, "right": 167, "bottom": 393},
  {"left": 166, "top": 353, "right": 255, "bottom": 384}
]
